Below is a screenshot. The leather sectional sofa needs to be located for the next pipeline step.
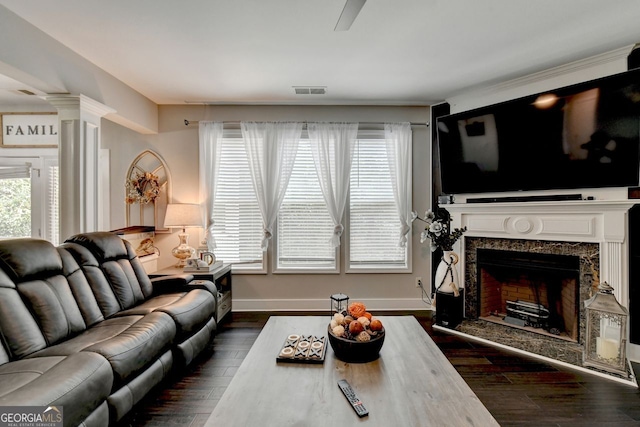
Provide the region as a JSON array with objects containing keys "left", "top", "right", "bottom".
[{"left": 0, "top": 231, "right": 218, "bottom": 426}]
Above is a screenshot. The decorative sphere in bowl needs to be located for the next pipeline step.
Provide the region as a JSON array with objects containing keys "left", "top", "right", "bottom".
[{"left": 327, "top": 325, "right": 385, "bottom": 363}]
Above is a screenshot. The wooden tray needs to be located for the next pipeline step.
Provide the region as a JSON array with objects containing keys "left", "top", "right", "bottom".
[{"left": 276, "top": 334, "right": 326, "bottom": 364}]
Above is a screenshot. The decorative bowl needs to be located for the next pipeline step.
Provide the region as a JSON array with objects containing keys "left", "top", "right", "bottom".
[{"left": 327, "top": 325, "right": 385, "bottom": 363}]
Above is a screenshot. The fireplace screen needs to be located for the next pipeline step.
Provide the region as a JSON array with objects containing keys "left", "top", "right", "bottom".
[{"left": 477, "top": 249, "right": 581, "bottom": 342}]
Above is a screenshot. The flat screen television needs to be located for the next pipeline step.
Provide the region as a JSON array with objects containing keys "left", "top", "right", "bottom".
[{"left": 436, "top": 68, "right": 640, "bottom": 195}]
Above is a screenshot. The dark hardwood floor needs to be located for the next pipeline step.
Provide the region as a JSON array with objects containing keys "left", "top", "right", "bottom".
[{"left": 118, "top": 312, "right": 640, "bottom": 427}]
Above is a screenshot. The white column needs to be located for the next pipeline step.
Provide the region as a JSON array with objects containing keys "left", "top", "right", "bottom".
[
  {"left": 46, "top": 95, "right": 115, "bottom": 241},
  {"left": 602, "top": 210, "right": 630, "bottom": 307}
]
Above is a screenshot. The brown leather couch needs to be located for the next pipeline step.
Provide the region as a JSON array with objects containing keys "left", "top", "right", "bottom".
[{"left": 0, "top": 232, "right": 218, "bottom": 426}]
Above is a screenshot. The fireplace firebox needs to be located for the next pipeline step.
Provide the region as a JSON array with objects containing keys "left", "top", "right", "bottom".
[{"left": 477, "top": 249, "right": 580, "bottom": 342}]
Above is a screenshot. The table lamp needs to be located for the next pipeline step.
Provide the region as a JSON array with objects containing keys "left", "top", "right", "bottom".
[{"left": 163, "top": 203, "right": 203, "bottom": 268}]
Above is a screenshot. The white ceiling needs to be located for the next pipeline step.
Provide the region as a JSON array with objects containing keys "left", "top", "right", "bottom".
[{"left": 1, "top": 0, "right": 640, "bottom": 106}]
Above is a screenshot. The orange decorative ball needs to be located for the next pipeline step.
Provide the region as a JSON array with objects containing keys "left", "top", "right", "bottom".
[
  {"left": 348, "top": 302, "right": 367, "bottom": 319},
  {"left": 370, "top": 319, "right": 383, "bottom": 332},
  {"left": 349, "top": 320, "right": 364, "bottom": 335},
  {"left": 363, "top": 312, "right": 372, "bottom": 320}
]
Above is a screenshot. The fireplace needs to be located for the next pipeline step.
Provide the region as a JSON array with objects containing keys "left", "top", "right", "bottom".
[
  {"left": 441, "top": 198, "right": 636, "bottom": 381},
  {"left": 477, "top": 248, "right": 580, "bottom": 342}
]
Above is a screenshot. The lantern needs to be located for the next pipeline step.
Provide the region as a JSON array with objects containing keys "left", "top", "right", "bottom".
[
  {"left": 583, "top": 282, "right": 628, "bottom": 376},
  {"left": 330, "top": 293, "right": 349, "bottom": 318}
]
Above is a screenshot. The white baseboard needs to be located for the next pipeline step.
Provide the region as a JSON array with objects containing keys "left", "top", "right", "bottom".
[{"left": 233, "top": 297, "right": 433, "bottom": 312}]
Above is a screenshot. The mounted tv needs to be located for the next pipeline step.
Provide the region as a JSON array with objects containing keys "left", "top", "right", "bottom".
[{"left": 437, "top": 68, "right": 640, "bottom": 195}]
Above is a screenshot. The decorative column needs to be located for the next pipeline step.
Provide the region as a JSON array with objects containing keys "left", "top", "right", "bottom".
[{"left": 46, "top": 95, "right": 115, "bottom": 240}]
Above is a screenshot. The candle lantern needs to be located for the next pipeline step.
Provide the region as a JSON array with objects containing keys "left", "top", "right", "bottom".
[
  {"left": 330, "top": 293, "right": 349, "bottom": 318},
  {"left": 583, "top": 282, "right": 628, "bottom": 376}
]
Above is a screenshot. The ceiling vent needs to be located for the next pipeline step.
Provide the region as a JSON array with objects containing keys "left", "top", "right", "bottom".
[
  {"left": 293, "top": 86, "right": 327, "bottom": 95},
  {"left": 17, "top": 89, "right": 36, "bottom": 95}
]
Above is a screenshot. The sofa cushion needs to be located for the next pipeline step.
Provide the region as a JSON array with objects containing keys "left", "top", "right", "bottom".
[
  {"left": 18, "top": 275, "right": 87, "bottom": 346},
  {"left": 155, "top": 290, "right": 216, "bottom": 336},
  {"left": 0, "top": 240, "right": 88, "bottom": 356},
  {"left": 0, "top": 238, "right": 62, "bottom": 281},
  {"left": 27, "top": 312, "right": 176, "bottom": 386},
  {"left": 66, "top": 231, "right": 154, "bottom": 298},
  {"left": 0, "top": 352, "right": 113, "bottom": 427},
  {"left": 62, "top": 232, "right": 156, "bottom": 315},
  {"left": 0, "top": 341, "right": 9, "bottom": 366},
  {"left": 0, "top": 271, "right": 47, "bottom": 358},
  {"left": 116, "top": 290, "right": 215, "bottom": 339},
  {"left": 58, "top": 247, "right": 105, "bottom": 327}
]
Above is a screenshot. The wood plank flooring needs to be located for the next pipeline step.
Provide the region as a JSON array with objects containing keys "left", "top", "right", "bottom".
[{"left": 117, "top": 312, "right": 640, "bottom": 427}]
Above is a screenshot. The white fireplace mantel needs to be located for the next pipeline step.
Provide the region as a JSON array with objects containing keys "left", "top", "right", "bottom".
[{"left": 444, "top": 199, "right": 637, "bottom": 307}]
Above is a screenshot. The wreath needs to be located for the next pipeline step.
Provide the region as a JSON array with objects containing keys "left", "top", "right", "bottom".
[{"left": 125, "top": 172, "right": 161, "bottom": 204}]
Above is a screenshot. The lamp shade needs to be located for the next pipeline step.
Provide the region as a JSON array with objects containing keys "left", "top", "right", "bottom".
[{"left": 163, "top": 203, "right": 203, "bottom": 228}]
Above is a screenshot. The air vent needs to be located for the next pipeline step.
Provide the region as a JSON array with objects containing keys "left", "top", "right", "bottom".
[
  {"left": 17, "top": 89, "right": 36, "bottom": 96},
  {"left": 293, "top": 86, "right": 327, "bottom": 95}
]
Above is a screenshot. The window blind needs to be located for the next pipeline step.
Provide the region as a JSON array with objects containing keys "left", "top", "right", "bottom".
[
  {"left": 349, "top": 138, "right": 407, "bottom": 269},
  {"left": 277, "top": 139, "right": 336, "bottom": 269},
  {"left": 46, "top": 163, "right": 59, "bottom": 246},
  {"left": 212, "top": 137, "right": 264, "bottom": 268},
  {"left": 0, "top": 164, "right": 31, "bottom": 180}
]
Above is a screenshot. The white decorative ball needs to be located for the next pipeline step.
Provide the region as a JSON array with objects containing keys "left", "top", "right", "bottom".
[
  {"left": 357, "top": 316, "right": 370, "bottom": 328},
  {"left": 330, "top": 319, "right": 338, "bottom": 329},
  {"left": 333, "top": 313, "right": 345, "bottom": 325},
  {"left": 356, "top": 331, "right": 371, "bottom": 342},
  {"left": 332, "top": 325, "right": 345, "bottom": 337}
]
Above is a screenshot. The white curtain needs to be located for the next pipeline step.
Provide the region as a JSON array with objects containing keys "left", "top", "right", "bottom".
[
  {"left": 241, "top": 121, "right": 302, "bottom": 250},
  {"left": 307, "top": 122, "right": 358, "bottom": 247},
  {"left": 384, "top": 122, "right": 413, "bottom": 247},
  {"left": 199, "top": 121, "right": 224, "bottom": 251}
]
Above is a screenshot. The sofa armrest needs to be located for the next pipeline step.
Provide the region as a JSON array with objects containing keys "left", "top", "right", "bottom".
[
  {"left": 151, "top": 275, "right": 218, "bottom": 297},
  {"left": 150, "top": 274, "right": 195, "bottom": 292}
]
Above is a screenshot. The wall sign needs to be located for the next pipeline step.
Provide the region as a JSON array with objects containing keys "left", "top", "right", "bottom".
[{"left": 1, "top": 113, "right": 58, "bottom": 147}]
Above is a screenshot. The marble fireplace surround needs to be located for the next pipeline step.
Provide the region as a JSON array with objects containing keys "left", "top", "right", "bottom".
[{"left": 443, "top": 199, "right": 636, "bottom": 379}]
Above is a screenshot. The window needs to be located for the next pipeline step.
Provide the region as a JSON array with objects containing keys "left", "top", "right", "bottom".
[
  {"left": 0, "top": 166, "right": 31, "bottom": 239},
  {"left": 348, "top": 137, "right": 409, "bottom": 271},
  {"left": 211, "top": 136, "right": 264, "bottom": 270},
  {"left": 0, "top": 155, "right": 59, "bottom": 245},
  {"left": 276, "top": 139, "right": 336, "bottom": 271},
  {"left": 206, "top": 126, "right": 411, "bottom": 273}
]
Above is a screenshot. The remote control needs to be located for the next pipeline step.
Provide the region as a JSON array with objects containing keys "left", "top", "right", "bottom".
[{"left": 337, "top": 379, "right": 369, "bottom": 417}]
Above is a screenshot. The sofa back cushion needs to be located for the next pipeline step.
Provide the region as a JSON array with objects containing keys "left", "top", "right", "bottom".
[
  {"left": 0, "top": 255, "right": 47, "bottom": 359},
  {"left": 57, "top": 247, "right": 105, "bottom": 327},
  {"left": 18, "top": 276, "right": 87, "bottom": 345},
  {"left": 64, "top": 232, "right": 154, "bottom": 314},
  {"left": 0, "top": 238, "right": 61, "bottom": 280},
  {"left": 0, "top": 239, "right": 87, "bottom": 354},
  {"left": 0, "top": 341, "right": 9, "bottom": 366}
]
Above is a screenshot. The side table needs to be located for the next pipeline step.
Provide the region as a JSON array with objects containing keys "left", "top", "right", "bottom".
[{"left": 149, "top": 263, "right": 232, "bottom": 322}]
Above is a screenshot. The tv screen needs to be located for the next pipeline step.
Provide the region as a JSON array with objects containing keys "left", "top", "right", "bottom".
[{"left": 437, "top": 69, "right": 640, "bottom": 195}]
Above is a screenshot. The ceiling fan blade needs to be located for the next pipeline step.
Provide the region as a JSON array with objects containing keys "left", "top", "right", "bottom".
[{"left": 334, "top": 0, "right": 367, "bottom": 31}]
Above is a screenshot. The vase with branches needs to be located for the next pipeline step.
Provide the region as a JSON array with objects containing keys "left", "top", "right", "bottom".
[{"left": 412, "top": 208, "right": 466, "bottom": 296}]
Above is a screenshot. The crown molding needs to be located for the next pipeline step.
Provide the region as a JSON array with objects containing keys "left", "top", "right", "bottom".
[{"left": 448, "top": 45, "right": 634, "bottom": 113}]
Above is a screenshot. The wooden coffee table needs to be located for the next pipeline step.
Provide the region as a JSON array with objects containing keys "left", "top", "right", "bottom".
[{"left": 205, "top": 316, "right": 498, "bottom": 426}]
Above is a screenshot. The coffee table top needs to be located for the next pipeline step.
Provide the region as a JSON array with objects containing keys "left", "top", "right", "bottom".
[{"left": 205, "top": 316, "right": 498, "bottom": 426}]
